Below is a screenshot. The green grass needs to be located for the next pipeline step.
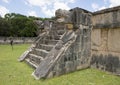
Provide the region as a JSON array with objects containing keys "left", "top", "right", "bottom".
[{"left": 0, "top": 44, "right": 120, "bottom": 85}]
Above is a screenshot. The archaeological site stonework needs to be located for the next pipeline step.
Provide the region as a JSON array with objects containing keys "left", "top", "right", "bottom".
[
  {"left": 19, "top": 6, "right": 120, "bottom": 79},
  {"left": 91, "top": 6, "right": 120, "bottom": 74}
]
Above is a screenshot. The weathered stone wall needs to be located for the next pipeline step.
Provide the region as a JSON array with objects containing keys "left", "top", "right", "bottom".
[
  {"left": 47, "top": 6, "right": 120, "bottom": 77},
  {"left": 45, "top": 7, "right": 92, "bottom": 77},
  {"left": 46, "top": 25, "right": 91, "bottom": 78},
  {"left": 70, "top": 7, "right": 92, "bottom": 27},
  {"left": 91, "top": 28, "right": 120, "bottom": 74},
  {"left": 19, "top": 6, "right": 120, "bottom": 79},
  {"left": 46, "top": 8, "right": 93, "bottom": 78},
  {"left": 93, "top": 6, "right": 120, "bottom": 28},
  {"left": 91, "top": 6, "right": 120, "bottom": 75},
  {"left": 108, "top": 28, "right": 120, "bottom": 52},
  {"left": 91, "top": 28, "right": 120, "bottom": 53}
]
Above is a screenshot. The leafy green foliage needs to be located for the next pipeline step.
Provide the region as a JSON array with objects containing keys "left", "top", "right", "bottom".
[
  {"left": 0, "top": 17, "right": 11, "bottom": 36},
  {"left": 0, "top": 13, "right": 54, "bottom": 37},
  {"left": 0, "top": 44, "right": 120, "bottom": 85},
  {"left": 0, "top": 13, "right": 51, "bottom": 37},
  {"left": 22, "top": 20, "right": 37, "bottom": 37}
]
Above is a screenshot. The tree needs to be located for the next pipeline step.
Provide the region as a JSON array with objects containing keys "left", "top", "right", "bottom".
[
  {"left": 0, "top": 17, "right": 11, "bottom": 36},
  {"left": 20, "top": 19, "right": 37, "bottom": 37},
  {"left": 0, "top": 13, "right": 50, "bottom": 37}
]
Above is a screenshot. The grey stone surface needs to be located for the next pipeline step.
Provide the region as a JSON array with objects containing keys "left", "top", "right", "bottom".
[
  {"left": 93, "top": 6, "right": 120, "bottom": 28},
  {"left": 19, "top": 7, "right": 92, "bottom": 79},
  {"left": 19, "top": 6, "right": 120, "bottom": 80},
  {"left": 91, "top": 54, "right": 120, "bottom": 74},
  {"left": 55, "top": 9, "right": 72, "bottom": 23}
]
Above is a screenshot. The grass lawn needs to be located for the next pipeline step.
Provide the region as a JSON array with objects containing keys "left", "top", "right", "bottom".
[{"left": 0, "top": 44, "right": 120, "bottom": 85}]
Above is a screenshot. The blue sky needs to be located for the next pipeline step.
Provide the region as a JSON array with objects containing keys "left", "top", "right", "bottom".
[{"left": 0, "top": 0, "right": 120, "bottom": 18}]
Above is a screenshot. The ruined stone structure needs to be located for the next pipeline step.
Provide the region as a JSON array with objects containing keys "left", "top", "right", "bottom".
[
  {"left": 91, "top": 6, "right": 120, "bottom": 74},
  {"left": 19, "top": 6, "right": 120, "bottom": 79}
]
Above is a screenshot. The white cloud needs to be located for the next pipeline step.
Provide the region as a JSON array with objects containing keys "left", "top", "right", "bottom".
[
  {"left": 28, "top": 11, "right": 37, "bottom": 17},
  {"left": 103, "top": 0, "right": 120, "bottom": 7},
  {"left": 2, "top": 0, "right": 10, "bottom": 3},
  {"left": 92, "top": 3, "right": 99, "bottom": 11},
  {"left": 26, "top": 0, "right": 52, "bottom": 7},
  {"left": 54, "top": 1, "right": 70, "bottom": 10},
  {"left": 25, "top": 0, "right": 75, "bottom": 17},
  {"left": 92, "top": 0, "right": 120, "bottom": 12},
  {"left": 0, "top": 5, "right": 9, "bottom": 17},
  {"left": 41, "top": 6, "right": 54, "bottom": 17},
  {"left": 99, "top": 6, "right": 106, "bottom": 10},
  {"left": 68, "top": 0, "right": 75, "bottom": 3},
  {"left": 92, "top": 3, "right": 107, "bottom": 11},
  {"left": 109, "top": 0, "right": 120, "bottom": 7},
  {"left": 104, "top": 0, "right": 107, "bottom": 2}
]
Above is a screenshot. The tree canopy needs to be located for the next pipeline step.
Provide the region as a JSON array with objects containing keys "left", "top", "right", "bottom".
[{"left": 0, "top": 13, "right": 50, "bottom": 37}]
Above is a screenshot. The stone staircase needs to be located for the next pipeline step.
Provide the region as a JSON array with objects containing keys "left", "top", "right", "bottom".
[
  {"left": 19, "top": 7, "right": 93, "bottom": 80},
  {"left": 20, "top": 23, "right": 66, "bottom": 69},
  {"left": 19, "top": 22, "right": 81, "bottom": 79}
]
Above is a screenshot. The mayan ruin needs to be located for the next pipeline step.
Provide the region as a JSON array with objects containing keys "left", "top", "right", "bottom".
[{"left": 19, "top": 6, "right": 120, "bottom": 80}]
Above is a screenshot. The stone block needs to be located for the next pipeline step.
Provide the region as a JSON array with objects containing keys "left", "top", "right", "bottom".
[
  {"left": 91, "top": 28, "right": 101, "bottom": 48},
  {"left": 65, "top": 61, "right": 74, "bottom": 73},
  {"left": 108, "top": 28, "right": 120, "bottom": 52},
  {"left": 91, "top": 53, "right": 120, "bottom": 74}
]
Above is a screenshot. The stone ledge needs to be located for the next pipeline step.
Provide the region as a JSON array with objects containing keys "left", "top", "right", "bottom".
[
  {"left": 93, "top": 22, "right": 120, "bottom": 29},
  {"left": 93, "top": 6, "right": 120, "bottom": 15}
]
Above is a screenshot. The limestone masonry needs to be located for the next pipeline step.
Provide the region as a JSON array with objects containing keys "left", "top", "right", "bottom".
[{"left": 19, "top": 6, "right": 120, "bottom": 79}]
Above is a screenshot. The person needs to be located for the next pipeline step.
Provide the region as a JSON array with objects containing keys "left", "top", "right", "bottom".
[
  {"left": 4, "top": 37, "right": 6, "bottom": 42},
  {"left": 10, "top": 39, "right": 13, "bottom": 50}
]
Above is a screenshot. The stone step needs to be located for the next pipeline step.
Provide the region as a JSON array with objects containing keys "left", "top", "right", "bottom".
[
  {"left": 25, "top": 58, "right": 38, "bottom": 68},
  {"left": 57, "top": 30, "right": 65, "bottom": 35},
  {"left": 57, "top": 26, "right": 65, "bottom": 29},
  {"left": 28, "top": 53, "right": 44, "bottom": 65},
  {"left": 37, "top": 44, "right": 54, "bottom": 51},
  {"left": 40, "top": 39, "right": 59, "bottom": 45},
  {"left": 52, "top": 27, "right": 65, "bottom": 31},
  {"left": 44, "top": 35, "right": 62, "bottom": 40},
  {"left": 52, "top": 25, "right": 65, "bottom": 30},
  {"left": 29, "top": 53, "right": 44, "bottom": 60},
  {"left": 53, "top": 24, "right": 65, "bottom": 27},
  {"left": 32, "top": 48, "right": 49, "bottom": 58}
]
